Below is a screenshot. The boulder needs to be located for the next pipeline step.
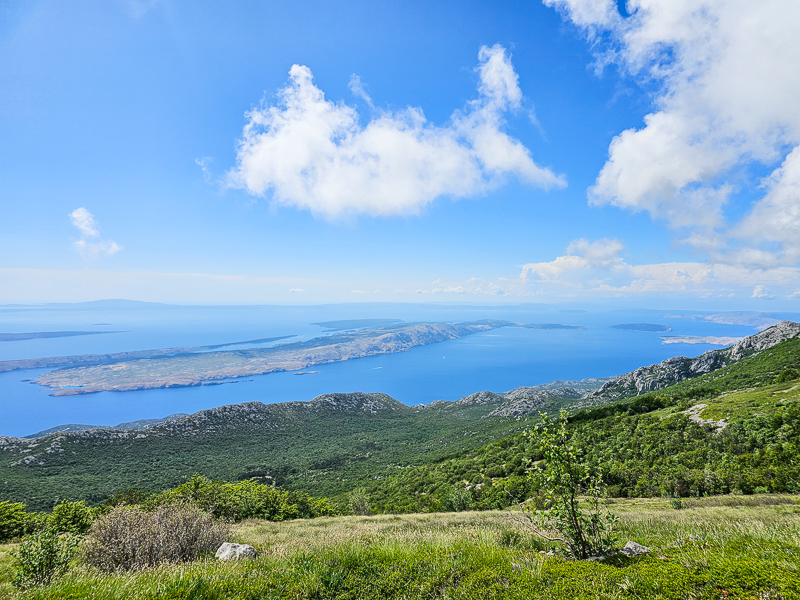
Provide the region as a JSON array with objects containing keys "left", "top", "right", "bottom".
[
  {"left": 620, "top": 541, "right": 651, "bottom": 557},
  {"left": 215, "top": 542, "right": 257, "bottom": 561}
]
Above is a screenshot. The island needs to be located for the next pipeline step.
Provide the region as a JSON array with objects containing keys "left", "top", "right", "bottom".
[
  {"left": 33, "top": 321, "right": 512, "bottom": 396},
  {"left": 0, "top": 330, "right": 123, "bottom": 342},
  {"left": 312, "top": 319, "right": 403, "bottom": 330},
  {"left": 0, "top": 335, "right": 295, "bottom": 373},
  {"left": 521, "top": 323, "right": 586, "bottom": 330},
  {"left": 611, "top": 323, "right": 672, "bottom": 332}
]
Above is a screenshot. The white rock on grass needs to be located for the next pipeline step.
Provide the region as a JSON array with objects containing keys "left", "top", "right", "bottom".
[
  {"left": 215, "top": 542, "right": 257, "bottom": 561},
  {"left": 621, "top": 541, "right": 651, "bottom": 557}
]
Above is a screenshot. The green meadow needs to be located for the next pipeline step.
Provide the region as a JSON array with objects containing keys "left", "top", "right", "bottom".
[{"left": 2, "top": 495, "right": 799, "bottom": 599}]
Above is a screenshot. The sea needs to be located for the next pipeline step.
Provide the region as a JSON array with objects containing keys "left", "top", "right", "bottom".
[{"left": 0, "top": 302, "right": 785, "bottom": 438}]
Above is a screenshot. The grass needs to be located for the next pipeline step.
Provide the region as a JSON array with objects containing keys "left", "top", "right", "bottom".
[{"left": 1, "top": 495, "right": 799, "bottom": 599}]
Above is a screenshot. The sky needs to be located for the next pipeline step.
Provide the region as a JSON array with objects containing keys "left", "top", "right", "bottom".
[{"left": 1, "top": 0, "right": 799, "bottom": 309}]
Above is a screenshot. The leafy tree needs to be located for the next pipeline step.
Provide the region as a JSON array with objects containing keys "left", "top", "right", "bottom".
[{"left": 509, "top": 411, "right": 617, "bottom": 559}]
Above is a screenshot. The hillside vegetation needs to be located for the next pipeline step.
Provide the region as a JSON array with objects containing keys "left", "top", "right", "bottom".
[
  {"left": 2, "top": 323, "right": 798, "bottom": 511},
  {"left": 358, "top": 336, "right": 800, "bottom": 513}
]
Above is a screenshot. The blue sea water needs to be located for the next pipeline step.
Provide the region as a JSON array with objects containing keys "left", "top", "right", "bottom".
[{"left": 0, "top": 303, "right": 767, "bottom": 437}]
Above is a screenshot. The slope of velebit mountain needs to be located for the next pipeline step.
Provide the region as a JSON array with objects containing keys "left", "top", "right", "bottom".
[
  {"left": 0, "top": 373, "right": 609, "bottom": 510},
  {"left": 583, "top": 321, "right": 800, "bottom": 405},
  {"left": 359, "top": 335, "right": 800, "bottom": 513}
]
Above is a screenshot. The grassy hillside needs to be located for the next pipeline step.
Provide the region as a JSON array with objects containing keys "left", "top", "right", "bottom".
[
  {"left": 359, "top": 337, "right": 800, "bottom": 513},
  {"left": 2, "top": 496, "right": 798, "bottom": 599}
]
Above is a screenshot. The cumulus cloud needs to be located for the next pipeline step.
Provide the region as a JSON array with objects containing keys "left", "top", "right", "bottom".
[
  {"left": 751, "top": 285, "right": 774, "bottom": 299},
  {"left": 228, "top": 45, "right": 564, "bottom": 218},
  {"left": 545, "top": 0, "right": 800, "bottom": 264},
  {"left": 518, "top": 237, "right": 800, "bottom": 299},
  {"left": 69, "top": 208, "right": 120, "bottom": 258}
]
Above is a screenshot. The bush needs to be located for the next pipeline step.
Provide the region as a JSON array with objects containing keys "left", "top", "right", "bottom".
[
  {"left": 145, "top": 474, "right": 335, "bottom": 521},
  {"left": 443, "top": 488, "right": 474, "bottom": 512},
  {"left": 0, "top": 501, "right": 46, "bottom": 542},
  {"left": 12, "top": 527, "right": 80, "bottom": 589},
  {"left": 83, "top": 502, "right": 231, "bottom": 572},
  {"left": 348, "top": 488, "right": 372, "bottom": 515},
  {"left": 774, "top": 368, "right": 800, "bottom": 383},
  {"left": 49, "top": 500, "right": 94, "bottom": 534},
  {"left": 0, "top": 501, "right": 28, "bottom": 542}
]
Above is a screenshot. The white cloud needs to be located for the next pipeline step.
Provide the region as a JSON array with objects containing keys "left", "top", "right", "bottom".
[
  {"left": 289, "top": 288, "right": 305, "bottom": 293},
  {"left": 516, "top": 237, "right": 800, "bottom": 300},
  {"left": 735, "top": 146, "right": 800, "bottom": 265},
  {"left": 546, "top": 0, "right": 800, "bottom": 264},
  {"left": 751, "top": 285, "right": 774, "bottom": 299},
  {"left": 195, "top": 157, "right": 213, "bottom": 182},
  {"left": 69, "top": 208, "right": 120, "bottom": 258},
  {"left": 69, "top": 207, "right": 99, "bottom": 237},
  {"left": 228, "top": 45, "right": 564, "bottom": 218}
]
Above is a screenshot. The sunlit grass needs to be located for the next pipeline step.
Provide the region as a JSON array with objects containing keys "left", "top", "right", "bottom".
[{"left": 2, "top": 495, "right": 799, "bottom": 599}]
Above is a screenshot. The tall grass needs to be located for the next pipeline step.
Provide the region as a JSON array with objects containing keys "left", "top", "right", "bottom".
[{"left": 1, "top": 495, "right": 798, "bottom": 599}]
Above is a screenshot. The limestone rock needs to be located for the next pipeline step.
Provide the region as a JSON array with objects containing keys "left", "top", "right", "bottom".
[
  {"left": 215, "top": 542, "right": 257, "bottom": 561},
  {"left": 620, "top": 541, "right": 651, "bottom": 557}
]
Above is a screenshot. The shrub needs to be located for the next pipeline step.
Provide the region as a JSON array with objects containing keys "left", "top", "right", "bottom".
[
  {"left": 774, "top": 368, "right": 800, "bottom": 383},
  {"left": 348, "top": 488, "right": 372, "bottom": 515},
  {"left": 49, "top": 500, "right": 94, "bottom": 534},
  {"left": 100, "top": 488, "right": 149, "bottom": 509},
  {"left": 145, "top": 474, "right": 335, "bottom": 521},
  {"left": 12, "top": 527, "right": 80, "bottom": 589},
  {"left": 669, "top": 497, "right": 683, "bottom": 510},
  {"left": 510, "top": 411, "right": 617, "bottom": 559},
  {"left": 82, "top": 502, "right": 230, "bottom": 572},
  {"left": 0, "top": 501, "right": 46, "bottom": 542},
  {"left": 0, "top": 501, "right": 28, "bottom": 542},
  {"left": 443, "top": 488, "right": 474, "bottom": 512}
]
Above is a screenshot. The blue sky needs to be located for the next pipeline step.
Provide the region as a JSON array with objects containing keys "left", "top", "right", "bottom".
[{"left": 1, "top": 0, "right": 799, "bottom": 308}]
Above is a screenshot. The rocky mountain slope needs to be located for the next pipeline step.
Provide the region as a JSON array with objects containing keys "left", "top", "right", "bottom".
[{"left": 583, "top": 321, "right": 800, "bottom": 404}]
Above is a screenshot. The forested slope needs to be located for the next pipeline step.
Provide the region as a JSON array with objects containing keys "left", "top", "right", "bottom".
[{"left": 359, "top": 337, "right": 800, "bottom": 513}]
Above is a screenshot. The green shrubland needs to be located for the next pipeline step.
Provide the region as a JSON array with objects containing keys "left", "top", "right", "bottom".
[{"left": 358, "top": 338, "right": 800, "bottom": 513}]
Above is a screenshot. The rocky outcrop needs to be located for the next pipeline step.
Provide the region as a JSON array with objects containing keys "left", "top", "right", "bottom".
[
  {"left": 487, "top": 387, "right": 584, "bottom": 418},
  {"left": 584, "top": 321, "right": 800, "bottom": 405}
]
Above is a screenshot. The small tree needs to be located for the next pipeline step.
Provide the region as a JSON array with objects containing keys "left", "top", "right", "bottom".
[
  {"left": 509, "top": 411, "right": 617, "bottom": 559},
  {"left": 348, "top": 488, "right": 372, "bottom": 516},
  {"left": 12, "top": 527, "right": 80, "bottom": 588}
]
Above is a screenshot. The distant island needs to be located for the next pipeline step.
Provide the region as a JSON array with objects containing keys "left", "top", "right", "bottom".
[
  {"left": 313, "top": 319, "right": 404, "bottom": 330},
  {"left": 611, "top": 323, "right": 672, "bottom": 332},
  {"left": 32, "top": 321, "right": 512, "bottom": 396},
  {"left": 0, "top": 335, "right": 295, "bottom": 373},
  {"left": 521, "top": 323, "right": 586, "bottom": 330},
  {"left": 0, "top": 330, "right": 124, "bottom": 342}
]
